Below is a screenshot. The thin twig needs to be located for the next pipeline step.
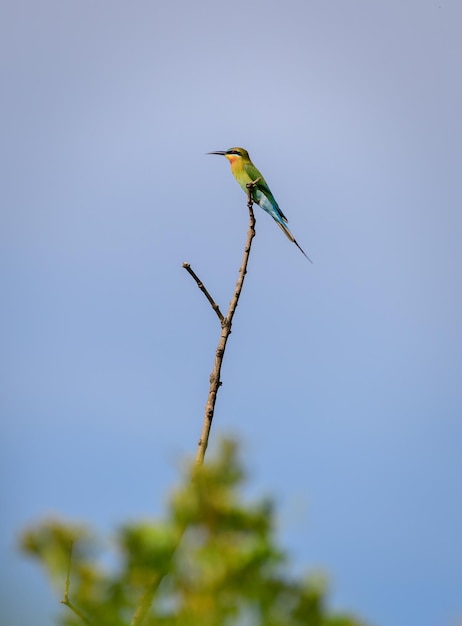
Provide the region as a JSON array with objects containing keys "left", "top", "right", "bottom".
[
  {"left": 194, "top": 179, "right": 257, "bottom": 466},
  {"left": 61, "top": 599, "right": 93, "bottom": 625},
  {"left": 182, "top": 263, "right": 224, "bottom": 322},
  {"left": 130, "top": 521, "right": 186, "bottom": 626},
  {"left": 60, "top": 541, "right": 94, "bottom": 625},
  {"left": 63, "top": 541, "right": 72, "bottom": 603},
  {"left": 130, "top": 573, "right": 165, "bottom": 626}
]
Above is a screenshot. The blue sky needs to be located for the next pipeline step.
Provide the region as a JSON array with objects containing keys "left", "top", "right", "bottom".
[{"left": 1, "top": 1, "right": 462, "bottom": 625}]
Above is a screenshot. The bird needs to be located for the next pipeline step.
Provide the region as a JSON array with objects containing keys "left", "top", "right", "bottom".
[{"left": 207, "top": 147, "right": 312, "bottom": 262}]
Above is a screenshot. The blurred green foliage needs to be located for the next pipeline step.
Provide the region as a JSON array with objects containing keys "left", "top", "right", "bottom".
[{"left": 20, "top": 439, "right": 366, "bottom": 626}]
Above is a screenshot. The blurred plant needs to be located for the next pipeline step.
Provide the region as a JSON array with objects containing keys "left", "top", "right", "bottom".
[{"left": 21, "top": 439, "right": 365, "bottom": 626}]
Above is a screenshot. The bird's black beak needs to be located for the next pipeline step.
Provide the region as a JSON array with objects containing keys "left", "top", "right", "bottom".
[{"left": 207, "top": 151, "right": 227, "bottom": 156}]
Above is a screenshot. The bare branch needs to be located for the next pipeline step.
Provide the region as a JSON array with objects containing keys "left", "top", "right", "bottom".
[
  {"left": 130, "top": 179, "right": 259, "bottom": 626},
  {"left": 194, "top": 180, "right": 257, "bottom": 466},
  {"left": 182, "top": 263, "right": 224, "bottom": 322}
]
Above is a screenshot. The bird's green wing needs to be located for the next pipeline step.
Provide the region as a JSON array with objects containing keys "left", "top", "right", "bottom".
[
  {"left": 243, "top": 161, "right": 270, "bottom": 193},
  {"left": 244, "top": 161, "right": 288, "bottom": 222}
]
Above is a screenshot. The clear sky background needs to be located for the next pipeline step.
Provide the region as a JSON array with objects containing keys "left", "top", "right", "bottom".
[{"left": 1, "top": 2, "right": 461, "bottom": 625}]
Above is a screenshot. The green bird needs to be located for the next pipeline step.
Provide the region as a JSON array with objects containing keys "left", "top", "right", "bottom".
[{"left": 208, "top": 147, "right": 312, "bottom": 262}]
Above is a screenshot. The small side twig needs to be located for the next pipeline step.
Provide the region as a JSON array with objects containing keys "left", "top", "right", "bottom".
[
  {"left": 191, "top": 178, "right": 258, "bottom": 467},
  {"left": 61, "top": 541, "right": 93, "bottom": 625},
  {"left": 182, "top": 263, "right": 224, "bottom": 322}
]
